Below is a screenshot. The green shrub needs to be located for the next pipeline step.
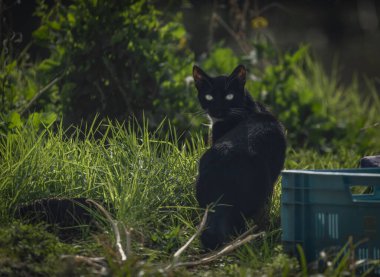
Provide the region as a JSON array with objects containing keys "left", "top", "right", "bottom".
[
  {"left": 248, "top": 47, "right": 380, "bottom": 152},
  {"left": 199, "top": 45, "right": 380, "bottom": 152},
  {"left": 2, "top": 0, "right": 379, "bottom": 151},
  {"left": 33, "top": 0, "right": 196, "bottom": 129},
  {"left": 0, "top": 38, "right": 59, "bottom": 137},
  {"left": 0, "top": 222, "right": 76, "bottom": 276}
]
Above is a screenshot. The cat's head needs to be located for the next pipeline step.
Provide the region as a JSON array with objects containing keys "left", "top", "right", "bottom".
[{"left": 193, "top": 65, "right": 247, "bottom": 121}]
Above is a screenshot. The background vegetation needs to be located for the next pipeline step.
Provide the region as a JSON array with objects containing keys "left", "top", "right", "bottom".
[
  {"left": 0, "top": 121, "right": 371, "bottom": 276},
  {"left": 2, "top": 0, "right": 379, "bottom": 151},
  {"left": 1, "top": 0, "right": 379, "bottom": 275}
]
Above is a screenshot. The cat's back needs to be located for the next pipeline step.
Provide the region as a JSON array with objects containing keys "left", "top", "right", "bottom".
[{"left": 212, "top": 110, "right": 285, "bottom": 157}]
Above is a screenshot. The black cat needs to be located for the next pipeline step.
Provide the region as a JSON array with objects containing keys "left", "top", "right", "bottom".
[{"left": 193, "top": 65, "right": 286, "bottom": 250}]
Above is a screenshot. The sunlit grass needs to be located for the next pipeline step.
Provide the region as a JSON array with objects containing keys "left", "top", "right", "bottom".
[{"left": 0, "top": 119, "right": 375, "bottom": 275}]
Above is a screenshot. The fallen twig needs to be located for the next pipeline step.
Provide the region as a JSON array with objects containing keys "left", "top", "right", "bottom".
[
  {"left": 19, "top": 76, "right": 63, "bottom": 116},
  {"left": 212, "top": 12, "right": 251, "bottom": 54},
  {"left": 172, "top": 230, "right": 265, "bottom": 269},
  {"left": 231, "top": 225, "right": 258, "bottom": 244},
  {"left": 61, "top": 255, "right": 108, "bottom": 275},
  {"left": 58, "top": 204, "right": 264, "bottom": 274},
  {"left": 120, "top": 221, "right": 132, "bottom": 257},
  {"left": 169, "top": 207, "right": 209, "bottom": 268},
  {"left": 165, "top": 207, "right": 264, "bottom": 271},
  {"left": 86, "top": 199, "right": 128, "bottom": 261},
  {"left": 360, "top": 122, "right": 380, "bottom": 131}
]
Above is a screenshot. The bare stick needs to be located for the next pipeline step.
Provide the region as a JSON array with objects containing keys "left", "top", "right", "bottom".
[
  {"left": 172, "top": 231, "right": 265, "bottom": 269},
  {"left": 61, "top": 255, "right": 108, "bottom": 273},
  {"left": 258, "top": 2, "right": 296, "bottom": 16},
  {"left": 19, "top": 76, "right": 62, "bottom": 116},
  {"left": 86, "top": 199, "right": 127, "bottom": 261},
  {"left": 360, "top": 122, "right": 380, "bottom": 131},
  {"left": 231, "top": 225, "right": 258, "bottom": 243},
  {"left": 212, "top": 13, "right": 251, "bottom": 54},
  {"left": 115, "top": 222, "right": 127, "bottom": 261},
  {"left": 165, "top": 208, "right": 209, "bottom": 270},
  {"left": 207, "top": 0, "right": 218, "bottom": 51},
  {"left": 173, "top": 208, "right": 209, "bottom": 263},
  {"left": 121, "top": 222, "right": 132, "bottom": 257},
  {"left": 196, "top": 224, "right": 258, "bottom": 259}
]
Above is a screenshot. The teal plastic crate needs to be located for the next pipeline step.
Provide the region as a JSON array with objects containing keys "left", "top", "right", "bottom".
[{"left": 281, "top": 168, "right": 380, "bottom": 270}]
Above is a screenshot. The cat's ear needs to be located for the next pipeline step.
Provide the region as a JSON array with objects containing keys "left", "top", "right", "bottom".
[
  {"left": 193, "top": 65, "right": 212, "bottom": 90},
  {"left": 228, "top": 65, "right": 246, "bottom": 88}
]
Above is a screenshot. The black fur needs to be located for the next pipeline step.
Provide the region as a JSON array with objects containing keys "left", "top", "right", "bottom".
[{"left": 193, "top": 65, "right": 286, "bottom": 250}]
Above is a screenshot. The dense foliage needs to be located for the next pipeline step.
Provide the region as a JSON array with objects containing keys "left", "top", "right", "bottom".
[
  {"left": 0, "top": 222, "right": 77, "bottom": 276},
  {"left": 33, "top": 0, "right": 195, "bottom": 128},
  {"left": 1, "top": 1, "right": 380, "bottom": 275},
  {"left": 1, "top": 1, "right": 379, "bottom": 152},
  {"left": 199, "top": 45, "right": 380, "bottom": 152}
]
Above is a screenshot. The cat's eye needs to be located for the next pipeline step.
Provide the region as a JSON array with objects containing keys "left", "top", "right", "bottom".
[
  {"left": 205, "top": 94, "right": 213, "bottom": 101},
  {"left": 225, "top": 93, "right": 234, "bottom": 100}
]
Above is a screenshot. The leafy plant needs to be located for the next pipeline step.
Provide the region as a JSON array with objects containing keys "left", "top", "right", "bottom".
[
  {"left": 199, "top": 44, "right": 380, "bottom": 152},
  {"left": 0, "top": 222, "right": 77, "bottom": 276},
  {"left": 247, "top": 46, "right": 380, "bottom": 152},
  {"left": 0, "top": 19, "right": 62, "bottom": 137},
  {"left": 33, "top": 0, "right": 197, "bottom": 130}
]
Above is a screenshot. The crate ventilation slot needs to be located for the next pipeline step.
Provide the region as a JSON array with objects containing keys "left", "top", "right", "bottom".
[
  {"left": 373, "top": 248, "right": 380, "bottom": 274},
  {"left": 315, "top": 212, "right": 339, "bottom": 239},
  {"left": 358, "top": 248, "right": 369, "bottom": 272}
]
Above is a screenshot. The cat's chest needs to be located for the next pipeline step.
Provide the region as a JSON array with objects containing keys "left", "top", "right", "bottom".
[
  {"left": 211, "top": 119, "right": 248, "bottom": 145},
  {"left": 211, "top": 121, "right": 236, "bottom": 143}
]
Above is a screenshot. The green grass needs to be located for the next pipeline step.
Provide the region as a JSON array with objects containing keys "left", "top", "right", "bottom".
[{"left": 0, "top": 120, "right": 376, "bottom": 276}]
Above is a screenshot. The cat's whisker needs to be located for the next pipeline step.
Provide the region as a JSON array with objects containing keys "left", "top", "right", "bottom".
[
  {"left": 230, "top": 108, "right": 246, "bottom": 112},
  {"left": 185, "top": 110, "right": 205, "bottom": 116},
  {"left": 184, "top": 110, "right": 208, "bottom": 119},
  {"left": 229, "top": 109, "right": 244, "bottom": 113},
  {"left": 228, "top": 108, "right": 247, "bottom": 118}
]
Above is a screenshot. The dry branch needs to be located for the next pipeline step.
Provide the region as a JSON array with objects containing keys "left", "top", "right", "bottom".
[
  {"left": 86, "top": 199, "right": 128, "bottom": 261},
  {"left": 165, "top": 207, "right": 264, "bottom": 271},
  {"left": 171, "top": 230, "right": 265, "bottom": 269},
  {"left": 167, "top": 207, "right": 209, "bottom": 269},
  {"left": 19, "top": 76, "right": 62, "bottom": 116},
  {"left": 61, "top": 255, "right": 108, "bottom": 275}
]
